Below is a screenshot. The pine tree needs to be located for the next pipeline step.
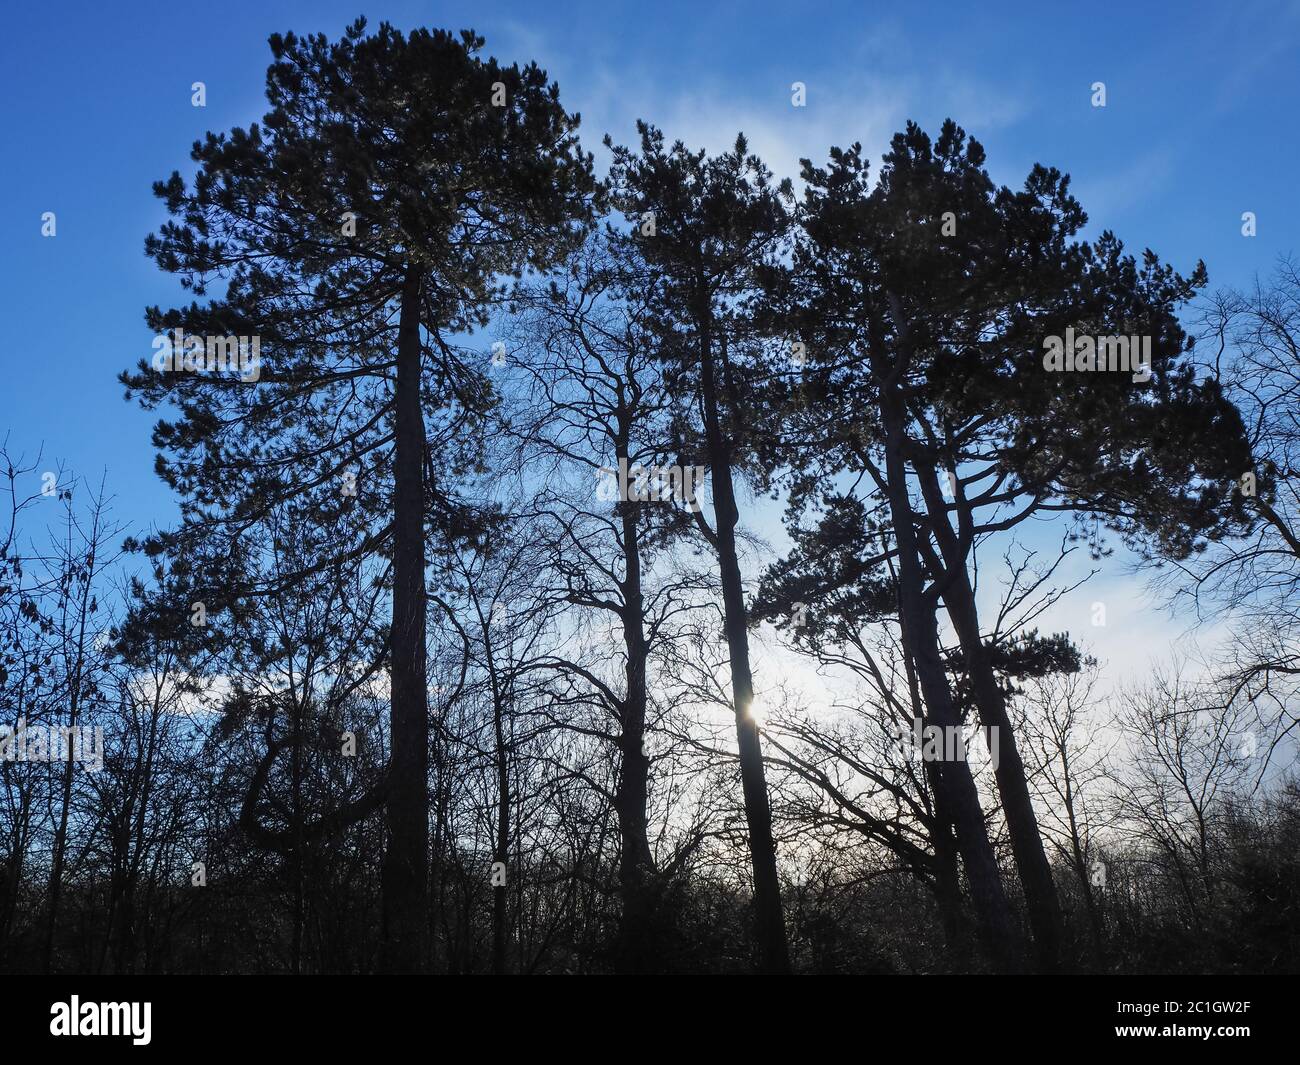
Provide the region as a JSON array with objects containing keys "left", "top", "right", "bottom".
[
  {"left": 758, "top": 120, "right": 1253, "bottom": 970},
  {"left": 606, "top": 124, "right": 794, "bottom": 972},
  {"left": 121, "top": 19, "right": 597, "bottom": 972}
]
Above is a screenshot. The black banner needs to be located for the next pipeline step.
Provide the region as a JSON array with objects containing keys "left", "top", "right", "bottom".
[{"left": 2, "top": 974, "right": 1287, "bottom": 1053}]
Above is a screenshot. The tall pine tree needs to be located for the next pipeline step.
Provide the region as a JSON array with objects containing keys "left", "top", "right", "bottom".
[
  {"left": 606, "top": 124, "right": 793, "bottom": 972},
  {"left": 122, "top": 20, "right": 597, "bottom": 972},
  {"left": 758, "top": 120, "right": 1252, "bottom": 970}
]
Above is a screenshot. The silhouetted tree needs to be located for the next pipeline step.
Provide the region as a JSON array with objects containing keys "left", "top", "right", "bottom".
[
  {"left": 758, "top": 120, "right": 1253, "bottom": 970},
  {"left": 120, "top": 19, "right": 597, "bottom": 971},
  {"left": 605, "top": 124, "right": 794, "bottom": 972}
]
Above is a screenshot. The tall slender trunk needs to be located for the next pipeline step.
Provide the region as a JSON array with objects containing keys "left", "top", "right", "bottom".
[
  {"left": 1066, "top": 824, "right": 1106, "bottom": 963},
  {"left": 697, "top": 308, "right": 789, "bottom": 974},
  {"left": 916, "top": 466, "right": 1064, "bottom": 972},
  {"left": 877, "top": 379, "right": 1022, "bottom": 972},
  {"left": 928, "top": 799, "right": 971, "bottom": 965},
  {"left": 430, "top": 714, "right": 449, "bottom": 973},
  {"left": 1, "top": 691, "right": 33, "bottom": 968},
  {"left": 380, "top": 266, "right": 430, "bottom": 973},
  {"left": 481, "top": 590, "right": 512, "bottom": 975},
  {"left": 44, "top": 716, "right": 80, "bottom": 973},
  {"left": 898, "top": 606, "right": 971, "bottom": 964},
  {"left": 0, "top": 821, "right": 28, "bottom": 968},
  {"left": 491, "top": 686, "right": 509, "bottom": 975},
  {"left": 44, "top": 542, "right": 94, "bottom": 973},
  {"left": 291, "top": 698, "right": 305, "bottom": 975},
  {"left": 117, "top": 689, "right": 162, "bottom": 975},
  {"left": 614, "top": 441, "right": 657, "bottom": 972}
]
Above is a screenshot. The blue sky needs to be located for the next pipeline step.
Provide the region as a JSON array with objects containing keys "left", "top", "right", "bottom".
[{"left": 2, "top": 0, "right": 1297, "bottom": 681}]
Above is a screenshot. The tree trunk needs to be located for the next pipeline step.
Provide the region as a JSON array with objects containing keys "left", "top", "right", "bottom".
[
  {"left": 492, "top": 686, "right": 510, "bottom": 975},
  {"left": 291, "top": 700, "right": 305, "bottom": 975},
  {"left": 44, "top": 556, "right": 94, "bottom": 973},
  {"left": 380, "top": 266, "right": 430, "bottom": 973},
  {"left": 697, "top": 310, "right": 790, "bottom": 974},
  {"left": 614, "top": 458, "right": 658, "bottom": 972},
  {"left": 1069, "top": 837, "right": 1106, "bottom": 964},
  {"left": 899, "top": 608, "right": 972, "bottom": 965},
  {"left": 926, "top": 764, "right": 974, "bottom": 966},
  {"left": 877, "top": 382, "right": 1023, "bottom": 972},
  {"left": 916, "top": 466, "right": 1064, "bottom": 972}
]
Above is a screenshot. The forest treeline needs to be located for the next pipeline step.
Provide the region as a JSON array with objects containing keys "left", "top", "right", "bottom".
[{"left": 1, "top": 20, "right": 1297, "bottom": 975}]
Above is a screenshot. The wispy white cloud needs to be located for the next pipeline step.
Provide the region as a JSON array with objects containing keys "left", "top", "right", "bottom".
[{"left": 490, "top": 17, "right": 1029, "bottom": 187}]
